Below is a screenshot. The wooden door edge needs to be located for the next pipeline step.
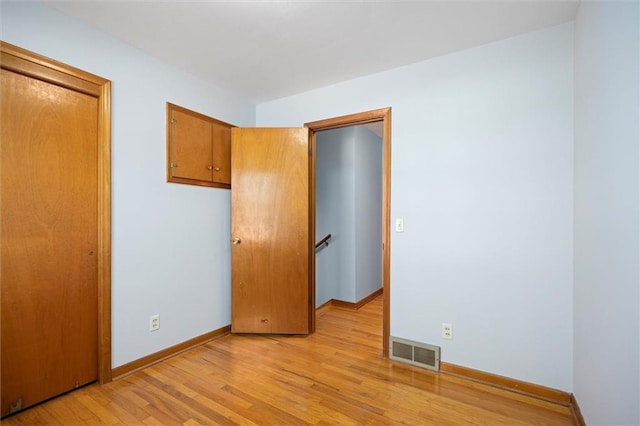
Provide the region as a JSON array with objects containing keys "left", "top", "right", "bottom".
[
  {"left": 305, "top": 107, "right": 392, "bottom": 357},
  {"left": 1, "top": 41, "right": 113, "bottom": 383},
  {"left": 98, "top": 80, "right": 113, "bottom": 383},
  {"left": 308, "top": 130, "right": 317, "bottom": 333}
]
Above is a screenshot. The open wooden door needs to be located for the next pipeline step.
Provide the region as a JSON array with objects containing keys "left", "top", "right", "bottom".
[{"left": 231, "top": 128, "right": 313, "bottom": 334}]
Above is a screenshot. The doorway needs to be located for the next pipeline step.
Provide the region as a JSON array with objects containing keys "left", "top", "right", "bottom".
[
  {"left": 315, "top": 124, "right": 383, "bottom": 306},
  {"left": 0, "top": 42, "right": 112, "bottom": 416},
  {"left": 306, "top": 108, "right": 391, "bottom": 356}
]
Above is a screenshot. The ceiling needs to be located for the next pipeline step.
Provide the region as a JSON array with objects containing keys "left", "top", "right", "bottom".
[{"left": 48, "top": 0, "right": 580, "bottom": 103}]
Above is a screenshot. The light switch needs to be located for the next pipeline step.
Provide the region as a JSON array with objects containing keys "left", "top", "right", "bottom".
[{"left": 395, "top": 218, "right": 404, "bottom": 233}]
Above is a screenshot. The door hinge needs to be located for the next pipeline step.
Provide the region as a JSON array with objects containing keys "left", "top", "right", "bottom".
[
  {"left": 170, "top": 162, "right": 178, "bottom": 168},
  {"left": 308, "top": 147, "right": 312, "bottom": 156}
]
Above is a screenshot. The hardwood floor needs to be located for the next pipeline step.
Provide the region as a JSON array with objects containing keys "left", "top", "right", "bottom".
[{"left": 3, "top": 297, "right": 574, "bottom": 425}]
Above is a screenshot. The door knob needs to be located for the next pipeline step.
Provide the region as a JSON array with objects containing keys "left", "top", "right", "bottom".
[{"left": 232, "top": 238, "right": 241, "bottom": 245}]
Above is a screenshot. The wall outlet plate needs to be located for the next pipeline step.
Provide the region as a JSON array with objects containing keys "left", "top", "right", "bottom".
[
  {"left": 150, "top": 314, "right": 160, "bottom": 331},
  {"left": 442, "top": 323, "right": 453, "bottom": 339}
]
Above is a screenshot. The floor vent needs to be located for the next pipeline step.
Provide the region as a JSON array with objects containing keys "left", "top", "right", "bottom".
[{"left": 389, "top": 336, "right": 440, "bottom": 371}]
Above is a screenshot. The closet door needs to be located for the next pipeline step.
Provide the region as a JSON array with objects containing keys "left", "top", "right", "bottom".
[{"left": 1, "top": 65, "right": 99, "bottom": 416}]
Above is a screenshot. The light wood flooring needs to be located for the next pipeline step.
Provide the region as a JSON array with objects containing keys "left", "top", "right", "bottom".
[{"left": 3, "top": 297, "right": 575, "bottom": 425}]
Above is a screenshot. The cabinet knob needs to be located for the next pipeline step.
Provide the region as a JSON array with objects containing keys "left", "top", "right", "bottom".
[
  {"left": 213, "top": 167, "right": 221, "bottom": 172},
  {"left": 207, "top": 165, "right": 213, "bottom": 171},
  {"left": 232, "top": 238, "right": 241, "bottom": 245}
]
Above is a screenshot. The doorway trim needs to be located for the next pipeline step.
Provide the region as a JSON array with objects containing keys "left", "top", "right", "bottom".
[
  {"left": 1, "top": 41, "right": 113, "bottom": 382},
  {"left": 305, "top": 107, "right": 391, "bottom": 357}
]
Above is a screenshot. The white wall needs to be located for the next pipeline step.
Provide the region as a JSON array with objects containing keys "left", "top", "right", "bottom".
[
  {"left": 1, "top": 2, "right": 256, "bottom": 367},
  {"left": 315, "top": 126, "right": 383, "bottom": 306},
  {"left": 573, "top": 1, "right": 640, "bottom": 424},
  {"left": 258, "top": 24, "right": 574, "bottom": 391}
]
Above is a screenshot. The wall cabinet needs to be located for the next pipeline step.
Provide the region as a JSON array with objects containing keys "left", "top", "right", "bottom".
[{"left": 167, "top": 103, "right": 233, "bottom": 189}]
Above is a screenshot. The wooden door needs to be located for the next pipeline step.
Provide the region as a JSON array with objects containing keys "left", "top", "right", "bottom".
[
  {"left": 1, "top": 68, "right": 99, "bottom": 415},
  {"left": 231, "top": 128, "right": 313, "bottom": 334}
]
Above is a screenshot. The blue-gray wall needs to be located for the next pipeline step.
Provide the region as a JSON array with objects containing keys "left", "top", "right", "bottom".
[
  {"left": 316, "top": 127, "right": 356, "bottom": 305},
  {"left": 573, "top": 2, "right": 639, "bottom": 424},
  {"left": 354, "top": 126, "right": 383, "bottom": 301},
  {"left": 316, "top": 126, "right": 383, "bottom": 306}
]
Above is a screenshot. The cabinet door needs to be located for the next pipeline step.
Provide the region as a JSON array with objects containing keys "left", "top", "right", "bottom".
[
  {"left": 167, "top": 103, "right": 233, "bottom": 189},
  {"left": 169, "top": 108, "right": 213, "bottom": 182},
  {"left": 211, "top": 121, "right": 231, "bottom": 185}
]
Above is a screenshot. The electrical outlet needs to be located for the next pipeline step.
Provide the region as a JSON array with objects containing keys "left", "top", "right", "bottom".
[
  {"left": 442, "top": 323, "right": 453, "bottom": 340},
  {"left": 149, "top": 314, "right": 160, "bottom": 332}
]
